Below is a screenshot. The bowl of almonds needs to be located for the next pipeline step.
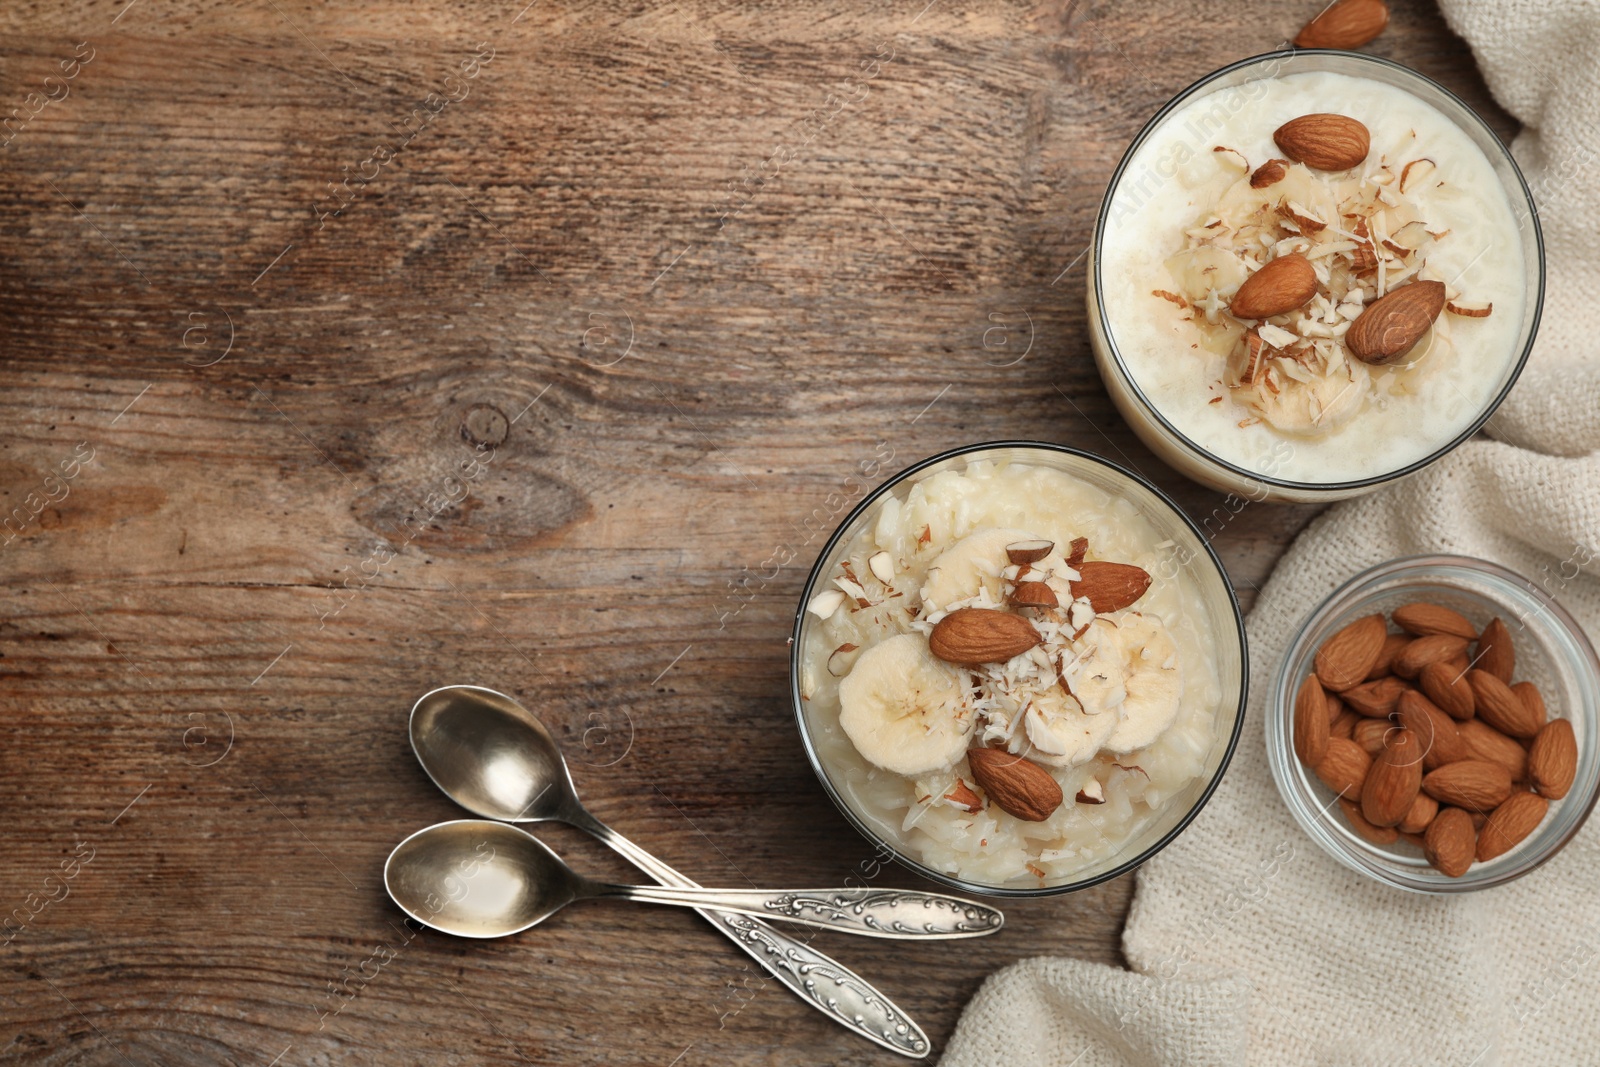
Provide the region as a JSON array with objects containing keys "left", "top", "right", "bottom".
[{"left": 1267, "top": 555, "right": 1600, "bottom": 891}]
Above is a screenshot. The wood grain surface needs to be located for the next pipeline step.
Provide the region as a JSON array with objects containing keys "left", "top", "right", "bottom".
[{"left": 0, "top": 0, "right": 1514, "bottom": 1063}]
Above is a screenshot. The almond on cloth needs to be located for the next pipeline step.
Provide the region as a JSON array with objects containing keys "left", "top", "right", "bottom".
[
  {"left": 1294, "top": 0, "right": 1389, "bottom": 49},
  {"left": 1315, "top": 613, "right": 1388, "bottom": 691},
  {"left": 1424, "top": 807, "right": 1477, "bottom": 876},
  {"left": 967, "top": 748, "right": 1062, "bottom": 822},
  {"left": 1274, "top": 113, "right": 1370, "bottom": 171},
  {"left": 1362, "top": 727, "right": 1423, "bottom": 827},
  {"left": 1476, "top": 791, "right": 1548, "bottom": 862}
]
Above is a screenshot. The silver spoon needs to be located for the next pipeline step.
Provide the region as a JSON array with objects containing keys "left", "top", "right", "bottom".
[
  {"left": 385, "top": 819, "right": 1004, "bottom": 939},
  {"left": 407, "top": 685, "right": 940, "bottom": 1058}
]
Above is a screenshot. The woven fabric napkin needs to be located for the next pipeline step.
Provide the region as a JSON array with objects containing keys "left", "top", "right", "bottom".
[{"left": 943, "top": 3, "right": 1600, "bottom": 1062}]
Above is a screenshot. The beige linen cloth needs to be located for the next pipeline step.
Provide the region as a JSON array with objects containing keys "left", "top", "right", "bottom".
[{"left": 943, "top": 4, "right": 1600, "bottom": 1064}]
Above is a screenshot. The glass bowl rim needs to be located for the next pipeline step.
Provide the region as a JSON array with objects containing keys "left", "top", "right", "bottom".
[
  {"left": 787, "top": 439, "right": 1250, "bottom": 897},
  {"left": 1091, "top": 48, "right": 1547, "bottom": 494},
  {"left": 1266, "top": 552, "right": 1600, "bottom": 892}
]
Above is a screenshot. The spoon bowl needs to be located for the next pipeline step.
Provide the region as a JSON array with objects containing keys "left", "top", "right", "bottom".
[
  {"left": 411, "top": 685, "right": 575, "bottom": 823},
  {"left": 385, "top": 819, "right": 580, "bottom": 938}
]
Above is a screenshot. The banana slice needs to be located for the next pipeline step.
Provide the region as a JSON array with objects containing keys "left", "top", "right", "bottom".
[
  {"left": 1237, "top": 358, "right": 1370, "bottom": 435},
  {"left": 1060, "top": 620, "right": 1127, "bottom": 717},
  {"left": 919, "top": 527, "right": 1071, "bottom": 613},
  {"left": 838, "top": 633, "right": 974, "bottom": 776},
  {"left": 1023, "top": 689, "right": 1118, "bottom": 768},
  {"left": 1104, "top": 613, "right": 1184, "bottom": 754}
]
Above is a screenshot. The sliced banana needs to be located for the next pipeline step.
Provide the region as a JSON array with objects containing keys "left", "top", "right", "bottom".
[
  {"left": 919, "top": 527, "right": 1070, "bottom": 613},
  {"left": 1060, "top": 620, "right": 1127, "bottom": 717},
  {"left": 1023, "top": 688, "right": 1118, "bottom": 768},
  {"left": 838, "top": 633, "right": 974, "bottom": 776},
  {"left": 1237, "top": 357, "right": 1370, "bottom": 435},
  {"left": 1104, "top": 613, "right": 1184, "bottom": 754}
]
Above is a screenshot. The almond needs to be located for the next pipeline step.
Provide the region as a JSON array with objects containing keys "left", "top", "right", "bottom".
[
  {"left": 1475, "top": 617, "right": 1515, "bottom": 682},
  {"left": 1066, "top": 537, "right": 1088, "bottom": 567},
  {"left": 1008, "top": 581, "right": 1059, "bottom": 609},
  {"left": 1469, "top": 669, "right": 1542, "bottom": 739},
  {"left": 967, "top": 747, "right": 1062, "bottom": 822},
  {"left": 1294, "top": 0, "right": 1389, "bottom": 49},
  {"left": 1397, "top": 689, "right": 1466, "bottom": 770},
  {"left": 1423, "top": 760, "right": 1513, "bottom": 812},
  {"left": 1250, "top": 158, "right": 1290, "bottom": 188},
  {"left": 1365, "top": 632, "right": 1411, "bottom": 681},
  {"left": 1393, "top": 601, "right": 1478, "bottom": 639},
  {"left": 1330, "top": 709, "right": 1359, "bottom": 740},
  {"left": 929, "top": 608, "right": 1040, "bottom": 666},
  {"left": 1394, "top": 634, "right": 1469, "bottom": 679},
  {"left": 1342, "top": 676, "right": 1410, "bottom": 717},
  {"left": 1476, "top": 791, "right": 1548, "bottom": 862},
  {"left": 1339, "top": 797, "right": 1398, "bottom": 845},
  {"left": 1075, "top": 778, "right": 1106, "bottom": 805},
  {"left": 1424, "top": 806, "right": 1476, "bottom": 876},
  {"left": 1346, "top": 280, "right": 1447, "bottom": 364},
  {"left": 1398, "top": 792, "right": 1438, "bottom": 835},
  {"left": 1005, "top": 540, "right": 1054, "bottom": 566},
  {"left": 1362, "top": 727, "right": 1423, "bottom": 827},
  {"left": 1069, "top": 561, "right": 1151, "bottom": 613},
  {"left": 1353, "top": 717, "right": 1391, "bottom": 757},
  {"left": 1458, "top": 719, "right": 1528, "bottom": 782},
  {"left": 1420, "top": 660, "right": 1476, "bottom": 720},
  {"left": 944, "top": 779, "right": 983, "bottom": 813},
  {"left": 1273, "top": 113, "right": 1370, "bottom": 171},
  {"left": 1315, "top": 613, "right": 1387, "bottom": 691},
  {"left": 1229, "top": 253, "right": 1318, "bottom": 319},
  {"left": 1315, "top": 737, "right": 1372, "bottom": 797},
  {"left": 1293, "top": 672, "right": 1330, "bottom": 767},
  {"left": 1324, "top": 692, "right": 1346, "bottom": 727},
  {"left": 1528, "top": 719, "right": 1577, "bottom": 800},
  {"left": 1513, "top": 681, "right": 1548, "bottom": 732}
]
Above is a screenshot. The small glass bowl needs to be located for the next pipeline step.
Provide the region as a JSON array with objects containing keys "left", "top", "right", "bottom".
[
  {"left": 1088, "top": 50, "right": 1545, "bottom": 503},
  {"left": 788, "top": 442, "right": 1248, "bottom": 896},
  {"left": 1267, "top": 555, "right": 1600, "bottom": 892}
]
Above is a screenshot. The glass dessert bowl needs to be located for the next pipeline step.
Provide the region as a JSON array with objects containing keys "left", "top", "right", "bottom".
[
  {"left": 789, "top": 442, "right": 1247, "bottom": 896},
  {"left": 1267, "top": 556, "right": 1600, "bottom": 892},
  {"left": 1089, "top": 50, "right": 1544, "bottom": 503}
]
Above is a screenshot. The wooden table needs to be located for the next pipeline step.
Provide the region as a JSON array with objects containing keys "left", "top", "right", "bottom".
[{"left": 0, "top": 1, "right": 1514, "bottom": 1062}]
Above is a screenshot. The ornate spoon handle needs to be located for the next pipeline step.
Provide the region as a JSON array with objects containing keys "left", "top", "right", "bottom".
[
  {"left": 601, "top": 885, "right": 1004, "bottom": 939},
  {"left": 566, "top": 808, "right": 933, "bottom": 1059}
]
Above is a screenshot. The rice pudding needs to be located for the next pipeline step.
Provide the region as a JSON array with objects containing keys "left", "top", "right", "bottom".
[
  {"left": 796, "top": 457, "right": 1225, "bottom": 889},
  {"left": 1091, "top": 58, "right": 1536, "bottom": 499}
]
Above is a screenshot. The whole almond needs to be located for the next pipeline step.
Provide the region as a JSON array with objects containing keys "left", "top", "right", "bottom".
[
  {"left": 1394, "top": 634, "right": 1469, "bottom": 679},
  {"left": 1528, "top": 719, "right": 1577, "bottom": 800},
  {"left": 930, "top": 608, "right": 1040, "bottom": 666},
  {"left": 1365, "top": 632, "right": 1410, "bottom": 680},
  {"left": 1362, "top": 727, "right": 1422, "bottom": 827},
  {"left": 1397, "top": 689, "right": 1466, "bottom": 770},
  {"left": 1274, "top": 113, "right": 1370, "bottom": 171},
  {"left": 1347, "top": 281, "right": 1447, "bottom": 365},
  {"left": 1476, "top": 791, "right": 1548, "bottom": 862},
  {"left": 1393, "top": 601, "right": 1478, "bottom": 639},
  {"left": 1325, "top": 692, "right": 1346, "bottom": 726},
  {"left": 1250, "top": 158, "right": 1290, "bottom": 188},
  {"left": 967, "top": 747, "right": 1062, "bottom": 822},
  {"left": 1420, "top": 660, "right": 1475, "bottom": 720},
  {"left": 1293, "top": 672, "right": 1330, "bottom": 767},
  {"left": 1315, "top": 613, "right": 1388, "bottom": 692},
  {"left": 1339, "top": 796, "right": 1398, "bottom": 845},
  {"left": 1423, "top": 760, "right": 1513, "bottom": 812},
  {"left": 1230, "top": 253, "right": 1318, "bottom": 319},
  {"left": 1475, "top": 617, "right": 1515, "bottom": 682},
  {"left": 1470, "top": 669, "right": 1542, "bottom": 739},
  {"left": 1353, "top": 717, "right": 1391, "bottom": 757},
  {"left": 1315, "top": 736, "right": 1372, "bottom": 797},
  {"left": 1342, "top": 676, "right": 1410, "bottom": 717},
  {"left": 1330, "top": 708, "right": 1359, "bottom": 740},
  {"left": 1009, "top": 581, "right": 1059, "bottom": 609},
  {"left": 1294, "top": 0, "right": 1389, "bottom": 49},
  {"left": 1398, "top": 792, "right": 1438, "bottom": 835},
  {"left": 1424, "top": 806, "right": 1476, "bottom": 876},
  {"left": 1458, "top": 719, "right": 1528, "bottom": 781},
  {"left": 1069, "top": 561, "right": 1151, "bottom": 613},
  {"left": 1513, "top": 681, "right": 1548, "bottom": 731}
]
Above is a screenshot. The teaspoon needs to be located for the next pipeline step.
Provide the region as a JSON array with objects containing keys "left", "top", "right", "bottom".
[
  {"left": 408, "top": 685, "right": 944, "bottom": 1058},
  {"left": 385, "top": 819, "right": 1003, "bottom": 939}
]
